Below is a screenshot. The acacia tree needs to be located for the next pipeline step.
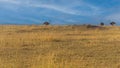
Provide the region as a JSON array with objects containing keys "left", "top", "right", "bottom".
[
  {"left": 100, "top": 22, "right": 104, "bottom": 26},
  {"left": 110, "top": 21, "right": 116, "bottom": 26},
  {"left": 43, "top": 21, "right": 50, "bottom": 25}
]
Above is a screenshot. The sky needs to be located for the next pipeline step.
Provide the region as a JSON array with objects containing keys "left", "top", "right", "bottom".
[{"left": 0, "top": 0, "right": 120, "bottom": 25}]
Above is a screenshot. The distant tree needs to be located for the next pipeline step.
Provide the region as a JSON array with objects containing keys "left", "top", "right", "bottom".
[
  {"left": 100, "top": 22, "right": 104, "bottom": 26},
  {"left": 87, "top": 24, "right": 99, "bottom": 28},
  {"left": 43, "top": 21, "right": 50, "bottom": 25},
  {"left": 83, "top": 24, "right": 87, "bottom": 26},
  {"left": 87, "top": 24, "right": 92, "bottom": 28},
  {"left": 110, "top": 21, "right": 116, "bottom": 26}
]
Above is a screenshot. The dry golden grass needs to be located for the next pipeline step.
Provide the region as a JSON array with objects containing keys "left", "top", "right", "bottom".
[{"left": 0, "top": 25, "right": 120, "bottom": 68}]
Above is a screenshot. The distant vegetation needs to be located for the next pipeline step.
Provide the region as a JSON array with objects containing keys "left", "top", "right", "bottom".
[
  {"left": 42, "top": 21, "right": 117, "bottom": 26},
  {"left": 43, "top": 21, "right": 50, "bottom": 25},
  {"left": 100, "top": 22, "right": 104, "bottom": 26},
  {"left": 110, "top": 21, "right": 116, "bottom": 26}
]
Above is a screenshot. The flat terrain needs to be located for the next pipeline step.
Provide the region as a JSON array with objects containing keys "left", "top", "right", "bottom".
[{"left": 0, "top": 25, "right": 120, "bottom": 68}]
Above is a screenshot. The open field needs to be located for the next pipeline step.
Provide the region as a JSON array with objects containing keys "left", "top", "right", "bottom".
[{"left": 0, "top": 25, "right": 120, "bottom": 68}]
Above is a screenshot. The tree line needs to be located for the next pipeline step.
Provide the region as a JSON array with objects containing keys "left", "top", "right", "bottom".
[
  {"left": 100, "top": 21, "right": 116, "bottom": 26},
  {"left": 43, "top": 21, "right": 116, "bottom": 26}
]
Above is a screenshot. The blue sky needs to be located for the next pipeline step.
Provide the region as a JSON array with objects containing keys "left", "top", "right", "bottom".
[{"left": 0, "top": 0, "right": 120, "bottom": 25}]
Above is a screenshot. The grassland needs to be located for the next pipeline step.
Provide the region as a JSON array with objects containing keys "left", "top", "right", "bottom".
[{"left": 0, "top": 25, "right": 120, "bottom": 68}]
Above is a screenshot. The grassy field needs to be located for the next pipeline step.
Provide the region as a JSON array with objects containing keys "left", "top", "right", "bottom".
[{"left": 0, "top": 25, "right": 120, "bottom": 68}]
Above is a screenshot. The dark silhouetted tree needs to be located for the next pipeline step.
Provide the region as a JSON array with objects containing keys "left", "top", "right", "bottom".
[
  {"left": 110, "top": 21, "right": 116, "bottom": 26},
  {"left": 43, "top": 21, "right": 50, "bottom": 25},
  {"left": 100, "top": 22, "right": 104, "bottom": 26}
]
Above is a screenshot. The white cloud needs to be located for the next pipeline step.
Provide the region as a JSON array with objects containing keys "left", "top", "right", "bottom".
[
  {"left": 106, "top": 13, "right": 120, "bottom": 22},
  {"left": 30, "top": 4, "right": 80, "bottom": 15},
  {"left": 0, "top": 0, "right": 20, "bottom": 4},
  {"left": 0, "top": 0, "right": 101, "bottom": 16}
]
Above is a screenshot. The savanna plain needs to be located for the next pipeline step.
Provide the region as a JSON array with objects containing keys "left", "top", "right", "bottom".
[{"left": 0, "top": 25, "right": 120, "bottom": 68}]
